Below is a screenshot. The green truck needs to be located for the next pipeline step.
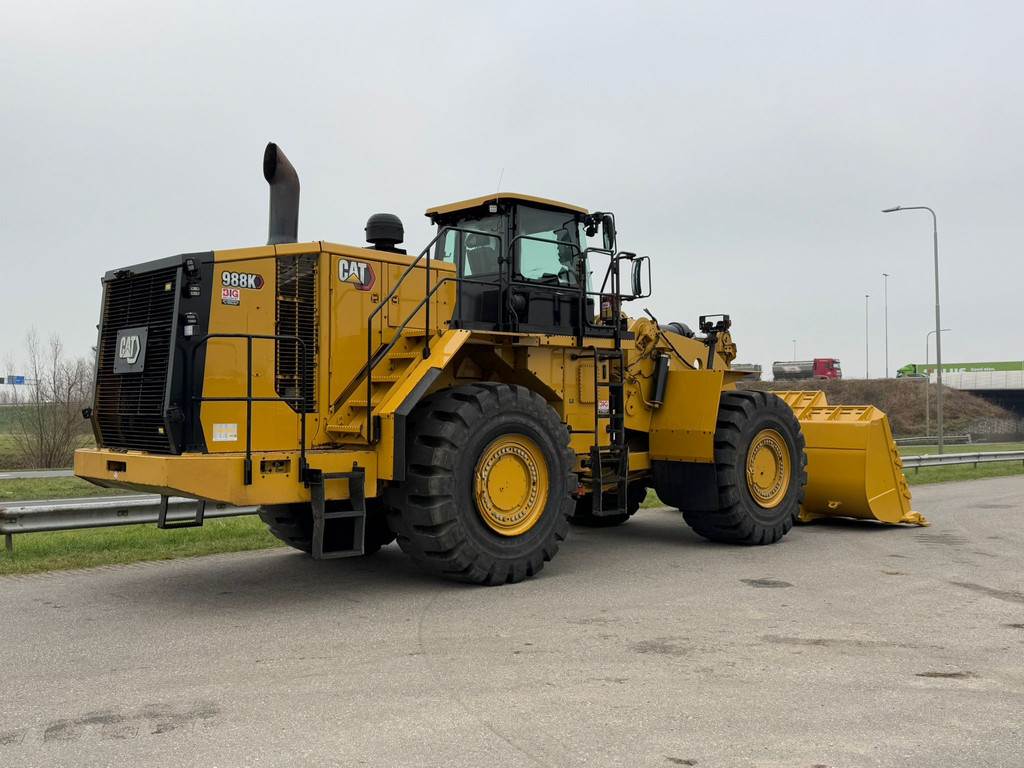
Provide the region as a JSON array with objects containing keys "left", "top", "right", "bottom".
[{"left": 897, "top": 360, "right": 1024, "bottom": 377}]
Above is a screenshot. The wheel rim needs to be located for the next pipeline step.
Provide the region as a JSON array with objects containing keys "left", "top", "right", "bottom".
[
  {"left": 474, "top": 434, "right": 549, "bottom": 536},
  {"left": 745, "top": 428, "right": 791, "bottom": 508}
]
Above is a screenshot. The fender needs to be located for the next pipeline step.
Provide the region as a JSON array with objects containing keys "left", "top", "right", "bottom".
[{"left": 375, "top": 329, "right": 471, "bottom": 481}]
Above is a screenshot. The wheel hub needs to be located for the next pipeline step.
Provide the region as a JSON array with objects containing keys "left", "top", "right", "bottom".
[
  {"left": 474, "top": 434, "right": 549, "bottom": 536},
  {"left": 745, "top": 428, "right": 791, "bottom": 508}
]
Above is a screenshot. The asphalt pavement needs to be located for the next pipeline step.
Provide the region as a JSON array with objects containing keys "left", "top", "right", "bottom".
[{"left": 1, "top": 476, "right": 1022, "bottom": 767}]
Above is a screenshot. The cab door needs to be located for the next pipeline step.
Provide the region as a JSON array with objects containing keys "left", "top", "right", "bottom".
[{"left": 510, "top": 204, "right": 584, "bottom": 336}]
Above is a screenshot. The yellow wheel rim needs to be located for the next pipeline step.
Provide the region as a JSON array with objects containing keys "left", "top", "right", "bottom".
[
  {"left": 745, "top": 428, "right": 791, "bottom": 509},
  {"left": 474, "top": 434, "right": 549, "bottom": 537}
]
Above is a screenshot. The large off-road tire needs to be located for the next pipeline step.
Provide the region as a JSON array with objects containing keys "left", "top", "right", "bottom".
[
  {"left": 571, "top": 481, "right": 647, "bottom": 527},
  {"left": 258, "top": 499, "right": 396, "bottom": 555},
  {"left": 385, "top": 383, "right": 575, "bottom": 585},
  {"left": 655, "top": 390, "right": 807, "bottom": 545}
]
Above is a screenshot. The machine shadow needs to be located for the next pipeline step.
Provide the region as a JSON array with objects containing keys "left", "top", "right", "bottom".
[
  {"left": 91, "top": 509, "right": 714, "bottom": 614},
  {"left": 94, "top": 506, "right": 911, "bottom": 616}
]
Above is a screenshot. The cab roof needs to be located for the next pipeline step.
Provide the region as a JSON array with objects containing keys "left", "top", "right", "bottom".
[{"left": 424, "top": 192, "right": 588, "bottom": 218}]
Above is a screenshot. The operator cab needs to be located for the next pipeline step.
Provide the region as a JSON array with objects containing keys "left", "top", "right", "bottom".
[{"left": 425, "top": 193, "right": 635, "bottom": 337}]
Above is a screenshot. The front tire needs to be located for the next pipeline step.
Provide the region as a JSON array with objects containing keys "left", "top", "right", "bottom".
[
  {"left": 386, "top": 383, "right": 575, "bottom": 585},
  {"left": 658, "top": 390, "right": 807, "bottom": 545}
]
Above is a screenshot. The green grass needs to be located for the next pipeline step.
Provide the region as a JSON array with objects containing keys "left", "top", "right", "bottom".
[
  {"left": 0, "top": 433, "right": 21, "bottom": 469},
  {"left": 0, "top": 517, "right": 281, "bottom": 576},
  {"left": 899, "top": 441, "right": 1024, "bottom": 456},
  {"left": 903, "top": 461, "right": 1024, "bottom": 485},
  {"left": 641, "top": 490, "right": 665, "bottom": 508},
  {"left": 0, "top": 476, "right": 135, "bottom": 502},
  {"left": 0, "top": 406, "right": 31, "bottom": 432}
]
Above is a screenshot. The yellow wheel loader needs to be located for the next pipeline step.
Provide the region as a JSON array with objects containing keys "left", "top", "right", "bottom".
[{"left": 74, "top": 144, "right": 924, "bottom": 585}]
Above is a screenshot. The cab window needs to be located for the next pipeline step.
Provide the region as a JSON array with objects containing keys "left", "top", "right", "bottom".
[
  {"left": 436, "top": 228, "right": 458, "bottom": 265},
  {"left": 464, "top": 214, "right": 503, "bottom": 277},
  {"left": 433, "top": 214, "right": 504, "bottom": 277},
  {"left": 514, "top": 206, "right": 580, "bottom": 285}
]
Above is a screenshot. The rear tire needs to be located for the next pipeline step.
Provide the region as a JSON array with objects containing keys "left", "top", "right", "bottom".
[
  {"left": 258, "top": 499, "right": 396, "bottom": 555},
  {"left": 571, "top": 482, "right": 647, "bottom": 527},
  {"left": 385, "top": 383, "right": 575, "bottom": 585},
  {"left": 658, "top": 390, "right": 807, "bottom": 545}
]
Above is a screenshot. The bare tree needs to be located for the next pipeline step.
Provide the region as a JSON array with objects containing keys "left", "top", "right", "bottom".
[{"left": 5, "top": 331, "right": 94, "bottom": 468}]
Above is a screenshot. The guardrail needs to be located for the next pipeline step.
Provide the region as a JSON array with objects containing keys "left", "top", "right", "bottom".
[
  {"left": 0, "top": 496, "right": 255, "bottom": 554},
  {"left": 894, "top": 434, "right": 972, "bottom": 447},
  {"left": 901, "top": 450, "right": 1024, "bottom": 470},
  {"left": 0, "top": 469, "right": 74, "bottom": 480}
]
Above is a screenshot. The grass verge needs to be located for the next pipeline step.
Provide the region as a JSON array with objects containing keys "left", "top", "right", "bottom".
[
  {"left": 0, "top": 517, "right": 281, "bottom": 576},
  {"left": 903, "top": 461, "right": 1024, "bottom": 485},
  {"left": 0, "top": 434, "right": 21, "bottom": 469},
  {"left": 899, "top": 441, "right": 1024, "bottom": 456}
]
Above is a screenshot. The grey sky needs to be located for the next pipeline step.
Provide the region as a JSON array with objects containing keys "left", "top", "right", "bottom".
[{"left": 2, "top": 1, "right": 1021, "bottom": 377}]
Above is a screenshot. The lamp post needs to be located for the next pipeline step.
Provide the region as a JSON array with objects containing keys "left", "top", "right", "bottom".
[
  {"left": 882, "top": 272, "right": 890, "bottom": 377},
  {"left": 883, "top": 205, "right": 943, "bottom": 452},
  {"left": 864, "top": 294, "right": 870, "bottom": 379},
  {"left": 792, "top": 339, "right": 796, "bottom": 360},
  {"left": 925, "top": 328, "right": 951, "bottom": 440}
]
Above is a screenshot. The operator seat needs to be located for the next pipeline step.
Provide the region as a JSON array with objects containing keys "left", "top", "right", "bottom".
[{"left": 464, "top": 233, "right": 499, "bottom": 276}]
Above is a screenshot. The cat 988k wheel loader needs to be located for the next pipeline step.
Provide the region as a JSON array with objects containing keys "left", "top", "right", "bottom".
[{"left": 75, "top": 143, "right": 926, "bottom": 585}]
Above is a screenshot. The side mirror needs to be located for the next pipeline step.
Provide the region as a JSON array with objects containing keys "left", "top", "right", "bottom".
[
  {"left": 601, "top": 213, "right": 616, "bottom": 252},
  {"left": 630, "top": 256, "right": 651, "bottom": 299}
]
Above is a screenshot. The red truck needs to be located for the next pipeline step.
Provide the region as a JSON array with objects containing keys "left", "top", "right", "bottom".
[{"left": 772, "top": 359, "right": 842, "bottom": 380}]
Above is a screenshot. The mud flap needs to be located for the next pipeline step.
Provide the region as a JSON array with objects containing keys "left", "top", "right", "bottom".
[{"left": 775, "top": 391, "right": 928, "bottom": 527}]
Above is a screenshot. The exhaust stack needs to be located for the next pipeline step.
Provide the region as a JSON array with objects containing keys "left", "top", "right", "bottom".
[{"left": 263, "top": 142, "right": 299, "bottom": 245}]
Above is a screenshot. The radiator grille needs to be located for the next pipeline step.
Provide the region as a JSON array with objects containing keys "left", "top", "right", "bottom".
[
  {"left": 94, "top": 267, "right": 178, "bottom": 452},
  {"left": 275, "top": 255, "right": 317, "bottom": 412}
]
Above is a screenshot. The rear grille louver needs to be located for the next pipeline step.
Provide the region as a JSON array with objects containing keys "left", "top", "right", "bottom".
[
  {"left": 94, "top": 267, "right": 178, "bottom": 453},
  {"left": 275, "top": 254, "right": 317, "bottom": 412}
]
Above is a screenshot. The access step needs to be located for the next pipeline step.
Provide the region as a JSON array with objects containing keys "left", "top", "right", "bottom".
[{"left": 309, "top": 468, "right": 367, "bottom": 559}]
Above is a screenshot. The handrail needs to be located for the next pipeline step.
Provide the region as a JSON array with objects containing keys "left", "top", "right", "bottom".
[
  {"left": 359, "top": 228, "right": 645, "bottom": 443},
  {"left": 364, "top": 226, "right": 504, "bottom": 442},
  {"left": 190, "top": 333, "right": 309, "bottom": 484},
  {"left": 366, "top": 225, "right": 503, "bottom": 342}
]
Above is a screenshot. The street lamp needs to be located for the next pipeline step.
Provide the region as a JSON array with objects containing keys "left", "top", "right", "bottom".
[
  {"left": 925, "top": 328, "right": 951, "bottom": 440},
  {"left": 864, "top": 293, "right": 870, "bottom": 379},
  {"left": 792, "top": 339, "right": 796, "bottom": 360},
  {"left": 882, "top": 272, "right": 890, "bottom": 378},
  {"left": 883, "top": 205, "right": 943, "bottom": 452}
]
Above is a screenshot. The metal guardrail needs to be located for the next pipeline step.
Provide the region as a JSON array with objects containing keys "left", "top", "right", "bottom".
[
  {"left": 901, "top": 450, "right": 1024, "bottom": 470},
  {"left": 894, "top": 434, "right": 972, "bottom": 447},
  {"left": 0, "top": 496, "right": 255, "bottom": 553},
  {"left": 0, "top": 469, "right": 75, "bottom": 480}
]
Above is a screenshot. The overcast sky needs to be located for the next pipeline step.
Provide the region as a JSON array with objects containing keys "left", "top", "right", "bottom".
[{"left": 2, "top": 1, "right": 1021, "bottom": 378}]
